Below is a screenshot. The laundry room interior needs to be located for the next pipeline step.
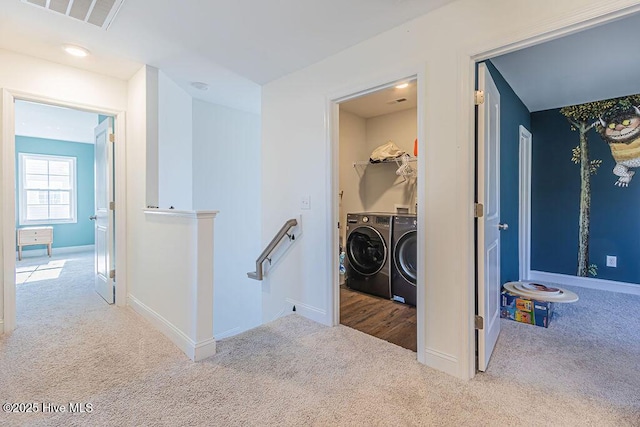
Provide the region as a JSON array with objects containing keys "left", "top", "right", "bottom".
[{"left": 338, "top": 79, "right": 418, "bottom": 351}]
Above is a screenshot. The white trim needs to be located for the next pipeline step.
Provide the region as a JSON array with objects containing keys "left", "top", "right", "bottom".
[
  {"left": 529, "top": 271, "right": 640, "bottom": 296},
  {"left": 325, "top": 67, "right": 426, "bottom": 363},
  {"left": 127, "top": 295, "right": 217, "bottom": 361},
  {"left": 2, "top": 89, "right": 17, "bottom": 333},
  {"left": 16, "top": 244, "right": 94, "bottom": 259},
  {"left": 1, "top": 89, "right": 128, "bottom": 333},
  {"left": 326, "top": 96, "right": 340, "bottom": 328},
  {"left": 285, "top": 298, "right": 326, "bottom": 323},
  {"left": 470, "top": 2, "right": 640, "bottom": 61},
  {"left": 518, "top": 126, "right": 532, "bottom": 281},
  {"left": 114, "top": 111, "right": 127, "bottom": 307},
  {"left": 143, "top": 208, "right": 219, "bottom": 219},
  {"left": 424, "top": 347, "right": 459, "bottom": 375}
]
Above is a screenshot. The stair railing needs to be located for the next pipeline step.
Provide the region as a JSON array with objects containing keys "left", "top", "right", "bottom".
[{"left": 247, "top": 218, "right": 298, "bottom": 280}]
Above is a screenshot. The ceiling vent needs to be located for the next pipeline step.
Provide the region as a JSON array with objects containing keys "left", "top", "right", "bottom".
[
  {"left": 21, "top": 0, "right": 125, "bottom": 30},
  {"left": 386, "top": 98, "right": 408, "bottom": 105}
]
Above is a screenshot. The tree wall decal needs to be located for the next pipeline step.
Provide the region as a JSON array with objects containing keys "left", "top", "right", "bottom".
[{"left": 560, "top": 94, "right": 640, "bottom": 277}]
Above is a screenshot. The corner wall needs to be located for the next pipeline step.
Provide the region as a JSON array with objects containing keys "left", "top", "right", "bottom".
[
  {"left": 192, "top": 100, "right": 262, "bottom": 338},
  {"left": 338, "top": 110, "right": 366, "bottom": 246},
  {"left": 158, "top": 71, "right": 193, "bottom": 210},
  {"left": 364, "top": 108, "right": 417, "bottom": 213}
]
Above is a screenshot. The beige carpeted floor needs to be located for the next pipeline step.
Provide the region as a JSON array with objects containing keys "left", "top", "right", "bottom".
[{"left": 1, "top": 251, "right": 638, "bottom": 426}]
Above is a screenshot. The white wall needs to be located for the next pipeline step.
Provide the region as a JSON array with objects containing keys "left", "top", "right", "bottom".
[
  {"left": 364, "top": 108, "right": 417, "bottom": 213},
  {"left": 128, "top": 210, "right": 216, "bottom": 361},
  {"left": 0, "top": 49, "right": 128, "bottom": 331},
  {"left": 338, "top": 110, "right": 366, "bottom": 246},
  {"left": 260, "top": 0, "right": 638, "bottom": 379},
  {"left": 158, "top": 71, "right": 193, "bottom": 210},
  {"left": 125, "top": 66, "right": 152, "bottom": 307},
  {"left": 192, "top": 100, "right": 261, "bottom": 339}
]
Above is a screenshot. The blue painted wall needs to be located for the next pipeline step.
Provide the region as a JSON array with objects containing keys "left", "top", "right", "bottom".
[
  {"left": 483, "top": 61, "right": 531, "bottom": 284},
  {"left": 16, "top": 136, "right": 95, "bottom": 250},
  {"left": 530, "top": 109, "right": 640, "bottom": 284}
]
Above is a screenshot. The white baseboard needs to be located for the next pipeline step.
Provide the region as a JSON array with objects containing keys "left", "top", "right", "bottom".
[
  {"left": 127, "top": 294, "right": 216, "bottom": 361},
  {"left": 193, "top": 337, "right": 217, "bottom": 361},
  {"left": 285, "top": 298, "right": 327, "bottom": 324},
  {"left": 529, "top": 270, "right": 640, "bottom": 296},
  {"left": 18, "top": 244, "right": 95, "bottom": 259},
  {"left": 424, "top": 347, "right": 460, "bottom": 378}
]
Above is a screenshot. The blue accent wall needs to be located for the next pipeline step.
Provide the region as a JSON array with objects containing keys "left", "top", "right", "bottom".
[
  {"left": 484, "top": 61, "right": 531, "bottom": 284},
  {"left": 531, "top": 109, "right": 640, "bottom": 284},
  {"left": 16, "top": 136, "right": 95, "bottom": 250}
]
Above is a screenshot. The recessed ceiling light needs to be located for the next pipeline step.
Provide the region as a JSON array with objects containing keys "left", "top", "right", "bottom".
[
  {"left": 395, "top": 83, "right": 409, "bottom": 89},
  {"left": 190, "top": 82, "right": 209, "bottom": 91},
  {"left": 63, "top": 45, "right": 90, "bottom": 57}
]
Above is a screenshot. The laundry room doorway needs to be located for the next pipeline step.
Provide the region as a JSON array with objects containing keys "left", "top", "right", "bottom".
[{"left": 331, "top": 76, "right": 421, "bottom": 352}]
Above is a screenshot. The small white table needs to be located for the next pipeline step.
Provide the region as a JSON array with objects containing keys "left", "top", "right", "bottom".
[{"left": 17, "top": 226, "right": 53, "bottom": 261}]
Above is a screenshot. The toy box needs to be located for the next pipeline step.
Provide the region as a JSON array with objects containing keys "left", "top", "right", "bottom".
[{"left": 500, "top": 289, "right": 553, "bottom": 328}]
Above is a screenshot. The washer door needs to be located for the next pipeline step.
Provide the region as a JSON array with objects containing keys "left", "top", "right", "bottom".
[
  {"left": 347, "top": 226, "right": 387, "bottom": 276},
  {"left": 394, "top": 230, "right": 417, "bottom": 285}
]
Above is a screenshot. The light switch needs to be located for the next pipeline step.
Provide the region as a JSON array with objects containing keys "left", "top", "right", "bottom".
[{"left": 301, "top": 195, "right": 311, "bottom": 210}]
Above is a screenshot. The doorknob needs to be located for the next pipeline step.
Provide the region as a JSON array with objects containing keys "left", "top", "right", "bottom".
[
  {"left": 89, "top": 215, "right": 97, "bottom": 221},
  {"left": 498, "top": 223, "right": 508, "bottom": 230}
]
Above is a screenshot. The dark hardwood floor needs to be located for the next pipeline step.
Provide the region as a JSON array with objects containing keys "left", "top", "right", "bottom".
[{"left": 340, "top": 285, "right": 417, "bottom": 352}]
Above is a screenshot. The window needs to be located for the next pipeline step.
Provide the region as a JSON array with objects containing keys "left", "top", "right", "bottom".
[{"left": 19, "top": 153, "right": 77, "bottom": 225}]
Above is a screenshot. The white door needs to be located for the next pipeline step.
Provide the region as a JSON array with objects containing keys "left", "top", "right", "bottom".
[
  {"left": 477, "top": 63, "right": 501, "bottom": 371},
  {"left": 93, "top": 117, "right": 115, "bottom": 304},
  {"left": 518, "top": 126, "right": 532, "bottom": 281}
]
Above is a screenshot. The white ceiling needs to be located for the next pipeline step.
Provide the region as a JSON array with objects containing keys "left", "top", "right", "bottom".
[
  {"left": 0, "top": 0, "right": 455, "bottom": 113},
  {"left": 340, "top": 80, "right": 417, "bottom": 119},
  {"left": 15, "top": 100, "right": 100, "bottom": 143},
  {"left": 491, "top": 12, "right": 640, "bottom": 112}
]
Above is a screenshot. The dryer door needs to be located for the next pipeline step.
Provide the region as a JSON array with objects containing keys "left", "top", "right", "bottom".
[
  {"left": 394, "top": 230, "right": 417, "bottom": 285},
  {"left": 347, "top": 226, "right": 387, "bottom": 276}
]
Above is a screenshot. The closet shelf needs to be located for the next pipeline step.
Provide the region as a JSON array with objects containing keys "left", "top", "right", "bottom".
[{"left": 352, "top": 157, "right": 417, "bottom": 167}]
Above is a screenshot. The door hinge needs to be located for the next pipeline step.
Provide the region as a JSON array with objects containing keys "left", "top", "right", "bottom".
[
  {"left": 109, "top": 133, "right": 115, "bottom": 143},
  {"left": 109, "top": 269, "right": 116, "bottom": 280},
  {"left": 474, "top": 90, "right": 485, "bottom": 106},
  {"left": 109, "top": 201, "right": 115, "bottom": 211},
  {"left": 474, "top": 203, "right": 484, "bottom": 218},
  {"left": 475, "top": 315, "right": 484, "bottom": 330}
]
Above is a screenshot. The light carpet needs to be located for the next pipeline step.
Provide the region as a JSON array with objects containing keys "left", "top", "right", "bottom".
[{"left": 1, "top": 251, "right": 638, "bottom": 426}]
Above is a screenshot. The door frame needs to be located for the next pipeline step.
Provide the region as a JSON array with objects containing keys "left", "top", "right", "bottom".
[
  {"left": 518, "top": 125, "right": 532, "bottom": 281},
  {"left": 1, "top": 89, "right": 127, "bottom": 333},
  {"left": 469, "top": 4, "right": 640, "bottom": 377},
  {"left": 326, "top": 68, "right": 426, "bottom": 361}
]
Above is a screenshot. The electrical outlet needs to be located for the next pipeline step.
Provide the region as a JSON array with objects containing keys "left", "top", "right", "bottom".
[{"left": 606, "top": 255, "right": 617, "bottom": 268}]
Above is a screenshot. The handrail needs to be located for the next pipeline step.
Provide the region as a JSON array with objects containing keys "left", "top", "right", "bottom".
[{"left": 247, "top": 218, "right": 298, "bottom": 280}]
